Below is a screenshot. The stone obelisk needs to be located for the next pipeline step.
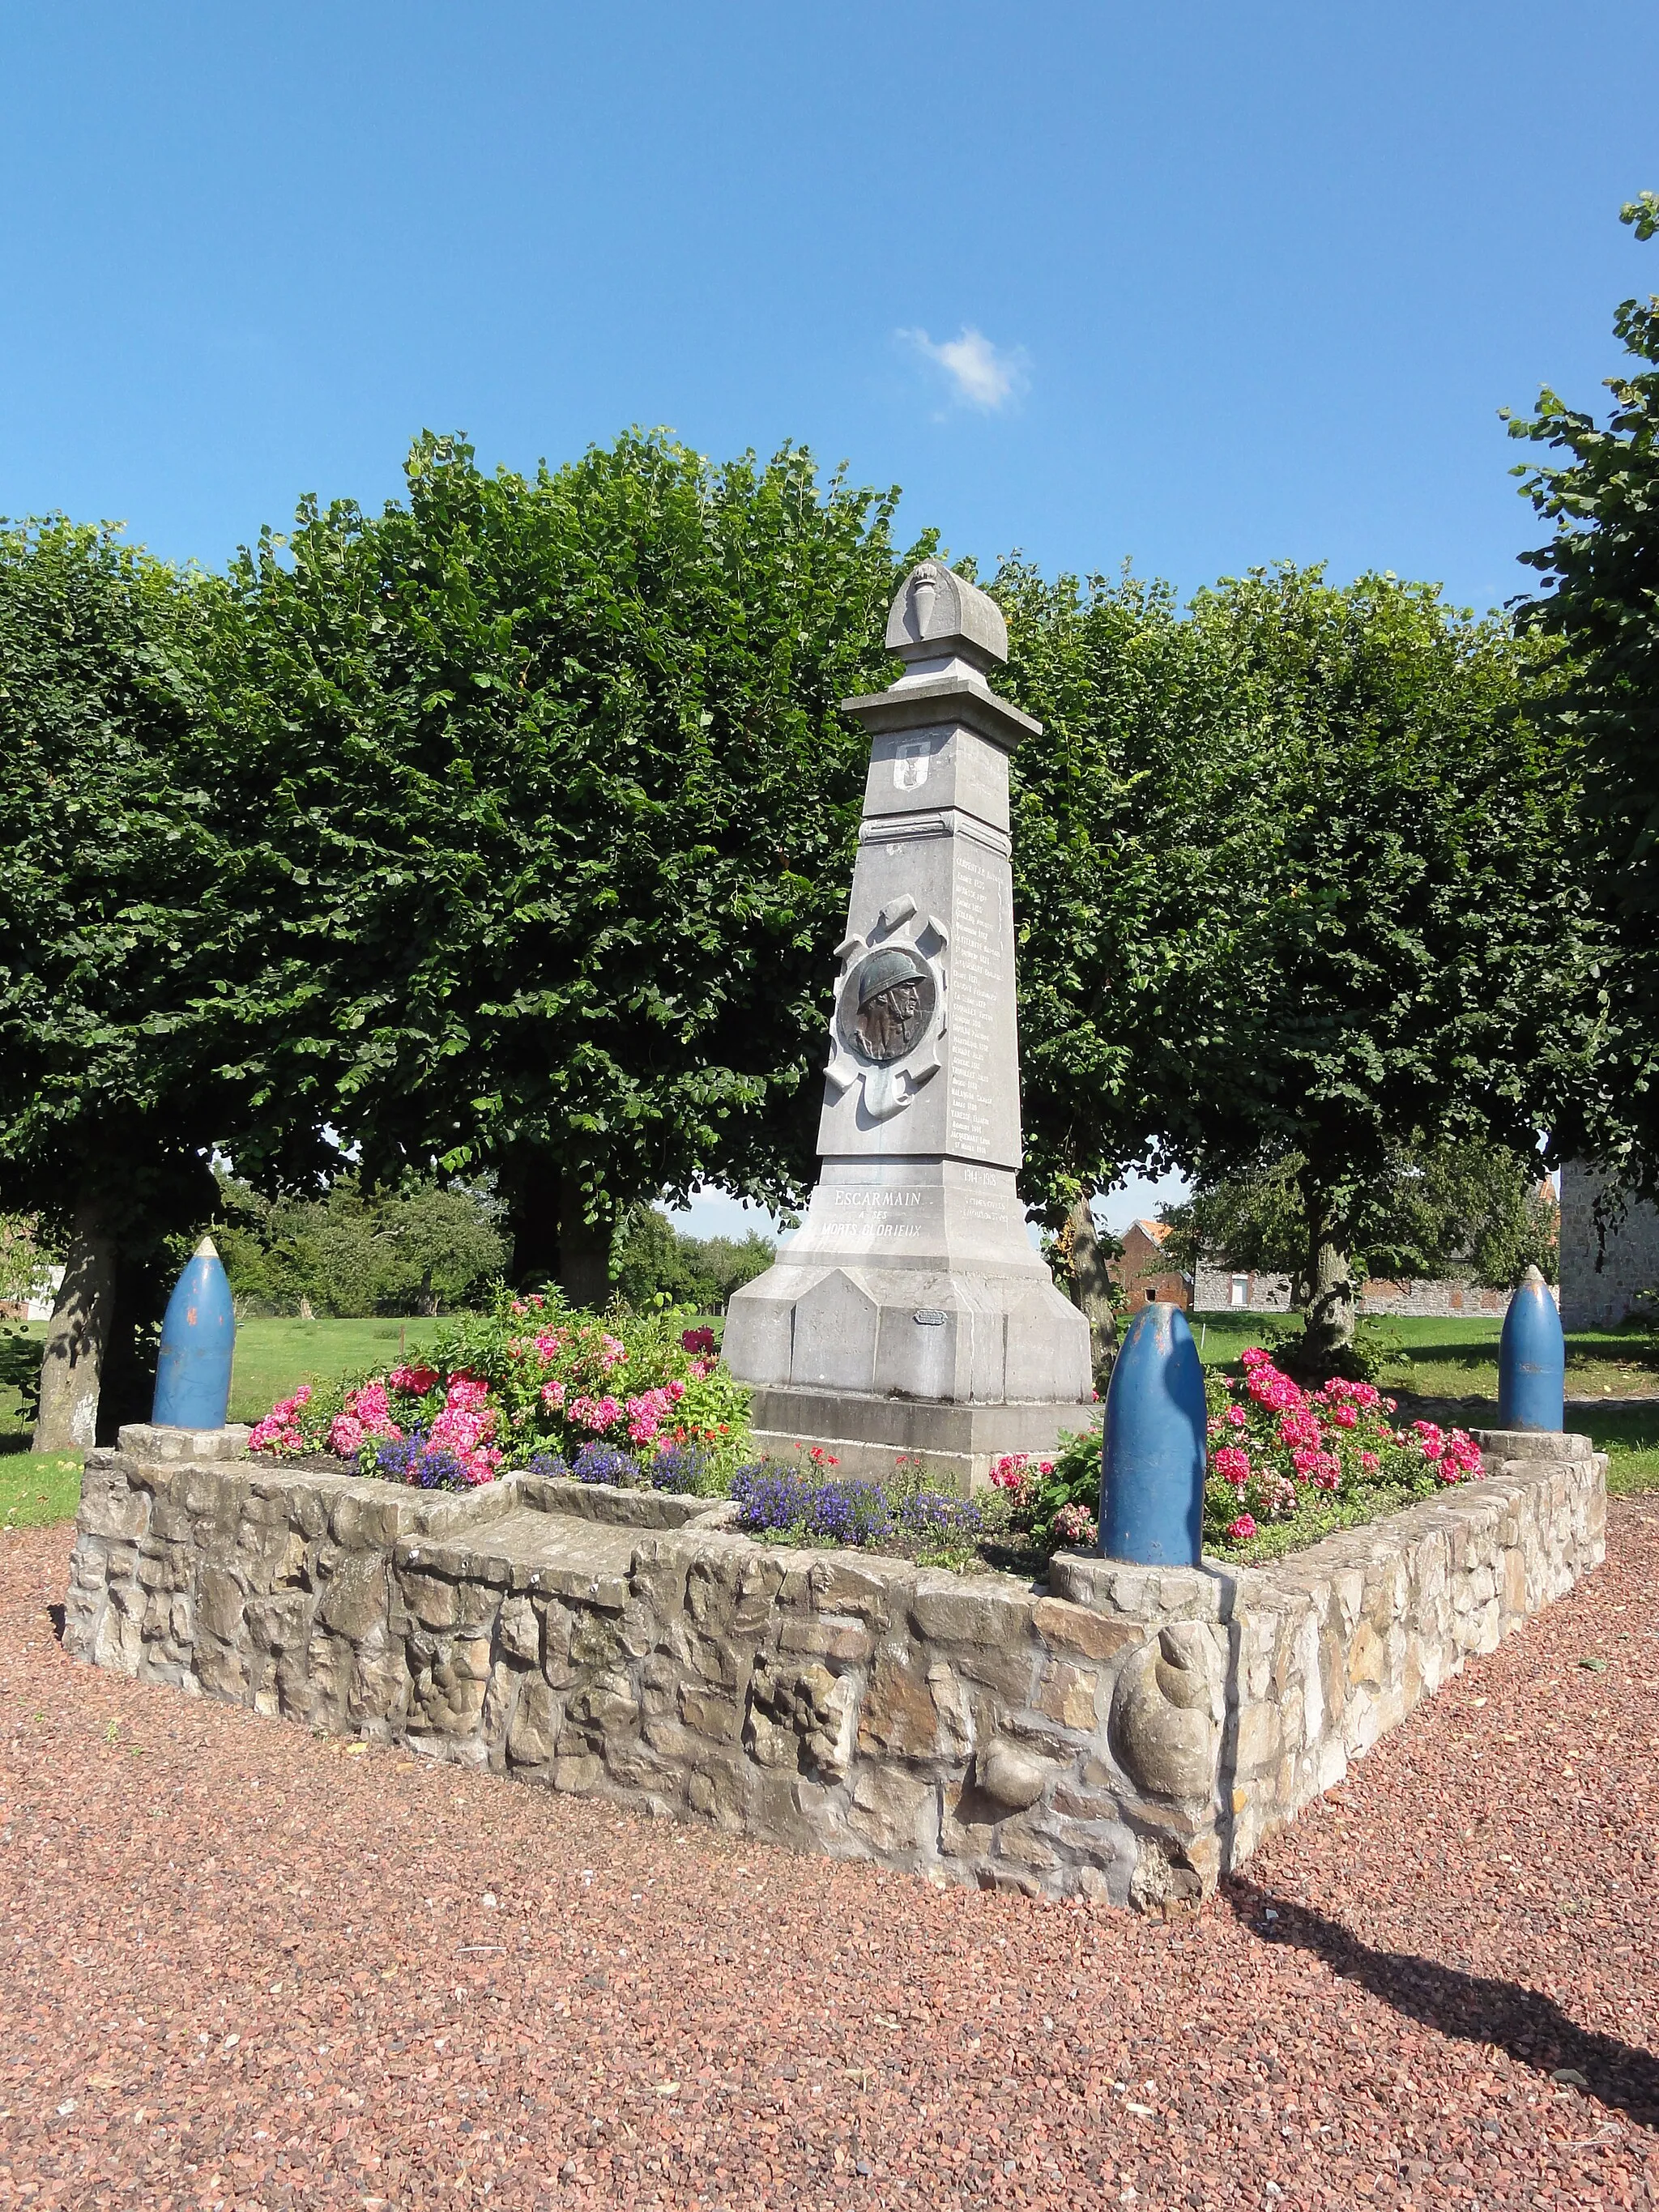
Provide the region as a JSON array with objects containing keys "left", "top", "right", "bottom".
[{"left": 723, "top": 560, "right": 1093, "bottom": 1490}]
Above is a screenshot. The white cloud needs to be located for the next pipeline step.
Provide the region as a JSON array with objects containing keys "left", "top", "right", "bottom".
[{"left": 898, "top": 324, "right": 1029, "bottom": 412}]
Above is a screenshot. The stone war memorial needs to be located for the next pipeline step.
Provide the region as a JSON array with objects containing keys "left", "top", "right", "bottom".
[
  {"left": 723, "top": 559, "right": 1093, "bottom": 1491},
  {"left": 62, "top": 564, "right": 1609, "bottom": 1907}
]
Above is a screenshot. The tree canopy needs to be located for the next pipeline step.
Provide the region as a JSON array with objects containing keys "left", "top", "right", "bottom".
[
  {"left": 1161, "top": 1142, "right": 1559, "bottom": 1297},
  {"left": 0, "top": 520, "right": 320, "bottom": 1442},
  {"left": 215, "top": 431, "right": 928, "bottom": 1300},
  {"left": 1508, "top": 193, "right": 1659, "bottom": 1192},
  {"left": 994, "top": 561, "right": 1592, "bottom": 1366},
  {"left": 213, "top": 1171, "right": 509, "bottom": 1317}
]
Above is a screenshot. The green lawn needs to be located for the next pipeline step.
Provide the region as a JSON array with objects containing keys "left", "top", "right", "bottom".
[
  {"left": 224, "top": 1315, "right": 446, "bottom": 1425},
  {"left": 0, "top": 1450, "right": 85, "bottom": 1528},
  {"left": 0, "top": 1316, "right": 451, "bottom": 1524}
]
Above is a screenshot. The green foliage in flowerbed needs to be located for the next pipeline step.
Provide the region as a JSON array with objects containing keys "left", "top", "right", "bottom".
[{"left": 246, "top": 1291, "right": 750, "bottom": 1492}]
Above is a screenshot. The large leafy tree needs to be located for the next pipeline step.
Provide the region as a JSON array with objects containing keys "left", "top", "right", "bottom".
[
  {"left": 996, "top": 562, "right": 1592, "bottom": 1370},
  {"left": 215, "top": 432, "right": 927, "bottom": 1300},
  {"left": 1508, "top": 194, "right": 1659, "bottom": 1190},
  {"left": 1161, "top": 1141, "right": 1559, "bottom": 1297},
  {"left": 0, "top": 521, "right": 320, "bottom": 1445}
]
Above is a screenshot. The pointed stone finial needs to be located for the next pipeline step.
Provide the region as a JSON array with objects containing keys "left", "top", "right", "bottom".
[
  {"left": 1098, "top": 1302, "right": 1209, "bottom": 1566},
  {"left": 1498, "top": 1267, "right": 1564, "bottom": 1433},
  {"left": 151, "top": 1241, "right": 237, "bottom": 1430}
]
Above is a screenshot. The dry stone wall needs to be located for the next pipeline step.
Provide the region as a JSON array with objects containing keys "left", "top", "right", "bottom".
[{"left": 65, "top": 1425, "right": 1604, "bottom": 1907}]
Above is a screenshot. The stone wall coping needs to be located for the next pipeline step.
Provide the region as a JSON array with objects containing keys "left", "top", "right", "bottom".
[
  {"left": 116, "top": 1422, "right": 252, "bottom": 1463},
  {"left": 1472, "top": 1429, "right": 1593, "bottom": 1461},
  {"left": 512, "top": 1473, "right": 731, "bottom": 1531},
  {"left": 1048, "top": 1451, "right": 1600, "bottom": 1623}
]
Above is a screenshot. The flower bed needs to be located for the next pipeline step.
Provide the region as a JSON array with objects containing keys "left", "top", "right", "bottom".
[
  {"left": 1201, "top": 1349, "right": 1482, "bottom": 1560},
  {"left": 246, "top": 1317, "right": 1488, "bottom": 1571},
  {"left": 246, "top": 1293, "right": 750, "bottom": 1494}
]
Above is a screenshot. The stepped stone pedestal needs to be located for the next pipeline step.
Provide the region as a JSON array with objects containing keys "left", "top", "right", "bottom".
[{"left": 723, "top": 560, "right": 1094, "bottom": 1490}]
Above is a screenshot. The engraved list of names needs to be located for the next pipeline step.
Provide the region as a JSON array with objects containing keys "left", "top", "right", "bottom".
[{"left": 945, "top": 846, "right": 1013, "bottom": 1163}]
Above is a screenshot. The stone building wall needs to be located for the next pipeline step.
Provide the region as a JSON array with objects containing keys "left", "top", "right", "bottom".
[
  {"left": 66, "top": 1424, "right": 1604, "bottom": 1909},
  {"left": 1193, "top": 1264, "right": 1518, "bottom": 1319},
  {"left": 1559, "top": 1159, "right": 1659, "bottom": 1329}
]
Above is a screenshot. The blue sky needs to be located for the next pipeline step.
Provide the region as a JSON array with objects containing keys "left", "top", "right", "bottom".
[{"left": 3, "top": 2, "right": 1653, "bottom": 1236}]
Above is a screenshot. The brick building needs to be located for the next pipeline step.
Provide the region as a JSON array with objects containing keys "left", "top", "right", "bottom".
[{"left": 1110, "top": 1219, "right": 1192, "bottom": 1311}]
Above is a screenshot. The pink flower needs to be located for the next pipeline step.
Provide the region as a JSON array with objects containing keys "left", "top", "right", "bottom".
[
  {"left": 1225, "top": 1405, "right": 1248, "bottom": 1429},
  {"left": 665, "top": 1378, "right": 686, "bottom": 1404},
  {"left": 1226, "top": 1513, "right": 1257, "bottom": 1541},
  {"left": 445, "top": 1374, "right": 490, "bottom": 1413},
  {"left": 1051, "top": 1502, "right": 1098, "bottom": 1547},
  {"left": 1247, "top": 1363, "right": 1305, "bottom": 1414},
  {"left": 681, "top": 1327, "right": 716, "bottom": 1357},
  {"left": 1239, "top": 1347, "right": 1273, "bottom": 1370},
  {"left": 329, "top": 1413, "right": 366, "bottom": 1455},
  {"left": 540, "top": 1379, "right": 566, "bottom": 1410},
  {"left": 990, "top": 1455, "right": 1034, "bottom": 1490},
  {"left": 599, "top": 1333, "right": 627, "bottom": 1373},
  {"left": 570, "top": 1395, "right": 622, "bottom": 1432},
  {"left": 388, "top": 1364, "right": 439, "bottom": 1396},
  {"left": 1359, "top": 1450, "right": 1380, "bottom": 1474},
  {"left": 625, "top": 1390, "right": 673, "bottom": 1445},
  {"left": 531, "top": 1330, "right": 565, "bottom": 1362},
  {"left": 1213, "top": 1446, "right": 1251, "bottom": 1486},
  {"left": 249, "top": 1383, "right": 314, "bottom": 1455},
  {"left": 1329, "top": 1404, "right": 1358, "bottom": 1430}
]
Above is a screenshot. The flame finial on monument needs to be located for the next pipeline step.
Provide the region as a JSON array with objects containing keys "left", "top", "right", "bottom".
[
  {"left": 723, "top": 559, "right": 1091, "bottom": 1492},
  {"left": 885, "top": 558, "right": 1009, "bottom": 677}
]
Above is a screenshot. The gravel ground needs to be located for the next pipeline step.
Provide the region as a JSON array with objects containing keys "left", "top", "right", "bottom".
[{"left": 2, "top": 1507, "right": 1657, "bottom": 2212}]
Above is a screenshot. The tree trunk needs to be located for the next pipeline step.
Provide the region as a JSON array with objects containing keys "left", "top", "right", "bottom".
[
  {"left": 1064, "top": 1196, "right": 1119, "bottom": 1385},
  {"left": 32, "top": 1199, "right": 117, "bottom": 1452},
  {"left": 557, "top": 1169, "right": 614, "bottom": 1311},
  {"left": 1299, "top": 1191, "right": 1356, "bottom": 1374},
  {"left": 509, "top": 1174, "right": 561, "bottom": 1292},
  {"left": 507, "top": 1166, "right": 614, "bottom": 1309}
]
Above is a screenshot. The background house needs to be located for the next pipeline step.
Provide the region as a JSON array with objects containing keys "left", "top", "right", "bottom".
[
  {"left": 1192, "top": 1259, "right": 1539, "bottom": 1318},
  {"left": 1109, "top": 1219, "right": 1192, "bottom": 1311}
]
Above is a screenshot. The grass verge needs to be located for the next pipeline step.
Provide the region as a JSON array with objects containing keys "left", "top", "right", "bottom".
[{"left": 0, "top": 1451, "right": 85, "bottom": 1528}]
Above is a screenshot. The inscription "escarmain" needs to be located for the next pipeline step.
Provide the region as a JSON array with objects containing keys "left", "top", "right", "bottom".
[{"left": 830, "top": 1189, "right": 923, "bottom": 1208}]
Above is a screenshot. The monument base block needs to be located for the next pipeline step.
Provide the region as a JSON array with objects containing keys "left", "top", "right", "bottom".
[{"left": 744, "top": 1383, "right": 1099, "bottom": 1495}]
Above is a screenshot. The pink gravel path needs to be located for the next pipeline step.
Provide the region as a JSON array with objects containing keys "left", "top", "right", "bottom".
[{"left": 1, "top": 1506, "right": 1657, "bottom": 2211}]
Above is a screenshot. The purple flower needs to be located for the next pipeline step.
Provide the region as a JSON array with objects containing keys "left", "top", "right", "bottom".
[
  {"left": 649, "top": 1443, "right": 707, "bottom": 1495},
  {"left": 571, "top": 1442, "right": 640, "bottom": 1487},
  {"left": 374, "top": 1430, "right": 471, "bottom": 1491}
]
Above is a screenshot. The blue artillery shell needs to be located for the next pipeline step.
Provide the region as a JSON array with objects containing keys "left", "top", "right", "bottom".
[
  {"left": 1497, "top": 1264, "right": 1564, "bottom": 1433},
  {"left": 1098, "top": 1302, "right": 1209, "bottom": 1566},
  {"left": 151, "top": 1236, "right": 237, "bottom": 1430}
]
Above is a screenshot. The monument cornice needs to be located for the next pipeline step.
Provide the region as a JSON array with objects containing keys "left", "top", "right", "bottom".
[{"left": 838, "top": 671, "right": 1041, "bottom": 752}]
